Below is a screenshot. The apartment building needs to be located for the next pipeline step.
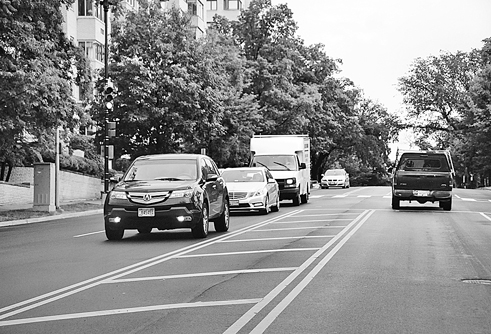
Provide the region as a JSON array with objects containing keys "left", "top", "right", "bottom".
[
  {"left": 60, "top": 0, "right": 249, "bottom": 105},
  {"left": 206, "top": 0, "right": 250, "bottom": 24}
]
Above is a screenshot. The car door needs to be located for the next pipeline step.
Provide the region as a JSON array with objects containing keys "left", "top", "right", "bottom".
[
  {"left": 266, "top": 169, "right": 278, "bottom": 204},
  {"left": 203, "top": 158, "right": 223, "bottom": 217}
]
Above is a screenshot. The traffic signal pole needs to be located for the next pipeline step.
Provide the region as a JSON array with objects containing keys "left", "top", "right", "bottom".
[{"left": 103, "top": 0, "right": 110, "bottom": 194}]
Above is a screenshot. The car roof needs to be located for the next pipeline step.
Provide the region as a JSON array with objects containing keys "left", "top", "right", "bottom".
[
  {"left": 223, "top": 167, "right": 267, "bottom": 172},
  {"left": 135, "top": 154, "right": 207, "bottom": 161}
]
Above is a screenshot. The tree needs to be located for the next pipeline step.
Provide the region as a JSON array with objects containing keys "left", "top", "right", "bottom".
[
  {"left": 398, "top": 50, "right": 481, "bottom": 140},
  {"left": 0, "top": 0, "right": 90, "bottom": 179},
  {"left": 100, "top": 3, "right": 254, "bottom": 166},
  {"left": 398, "top": 42, "right": 491, "bottom": 186}
]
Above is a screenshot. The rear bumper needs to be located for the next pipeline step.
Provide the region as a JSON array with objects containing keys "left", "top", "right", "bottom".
[{"left": 393, "top": 189, "right": 452, "bottom": 202}]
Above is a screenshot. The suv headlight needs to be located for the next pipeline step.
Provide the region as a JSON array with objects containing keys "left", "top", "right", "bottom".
[
  {"left": 109, "top": 191, "right": 127, "bottom": 200},
  {"left": 170, "top": 189, "right": 193, "bottom": 198}
]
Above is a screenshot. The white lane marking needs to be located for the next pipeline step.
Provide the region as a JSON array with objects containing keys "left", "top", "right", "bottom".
[
  {"left": 333, "top": 195, "right": 347, "bottom": 198},
  {"left": 455, "top": 194, "right": 462, "bottom": 199},
  {"left": 177, "top": 248, "right": 319, "bottom": 258},
  {"left": 219, "top": 236, "right": 335, "bottom": 243},
  {"left": 309, "top": 195, "right": 324, "bottom": 198},
  {"left": 107, "top": 268, "right": 298, "bottom": 284},
  {"left": 249, "top": 210, "right": 375, "bottom": 334},
  {"left": 357, "top": 195, "right": 371, "bottom": 197},
  {"left": 254, "top": 226, "right": 346, "bottom": 232},
  {"left": 383, "top": 196, "right": 391, "bottom": 198},
  {"left": 0, "top": 299, "right": 261, "bottom": 328},
  {"left": 271, "top": 219, "right": 351, "bottom": 224},
  {"left": 223, "top": 210, "right": 374, "bottom": 334},
  {"left": 480, "top": 212, "right": 491, "bottom": 221},
  {"left": 73, "top": 230, "right": 105, "bottom": 238},
  {"left": 293, "top": 213, "right": 359, "bottom": 217},
  {"left": 461, "top": 198, "right": 476, "bottom": 201},
  {"left": 0, "top": 210, "right": 302, "bottom": 321}
]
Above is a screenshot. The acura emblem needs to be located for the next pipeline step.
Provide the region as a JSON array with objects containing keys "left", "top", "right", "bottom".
[{"left": 143, "top": 194, "right": 152, "bottom": 201}]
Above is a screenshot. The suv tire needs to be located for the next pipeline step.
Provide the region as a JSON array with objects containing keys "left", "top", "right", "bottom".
[
  {"left": 214, "top": 201, "right": 230, "bottom": 232},
  {"left": 391, "top": 196, "right": 400, "bottom": 210},
  {"left": 192, "top": 204, "right": 209, "bottom": 238},
  {"left": 106, "top": 227, "right": 124, "bottom": 240}
]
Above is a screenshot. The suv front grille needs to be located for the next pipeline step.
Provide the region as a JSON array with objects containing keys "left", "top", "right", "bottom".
[{"left": 127, "top": 191, "right": 170, "bottom": 205}]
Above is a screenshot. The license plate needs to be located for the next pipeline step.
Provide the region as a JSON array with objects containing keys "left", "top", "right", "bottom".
[
  {"left": 413, "top": 190, "right": 430, "bottom": 197},
  {"left": 138, "top": 208, "right": 155, "bottom": 217},
  {"left": 230, "top": 200, "right": 239, "bottom": 206}
]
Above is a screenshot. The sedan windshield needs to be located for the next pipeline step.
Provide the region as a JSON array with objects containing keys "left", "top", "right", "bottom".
[
  {"left": 222, "top": 170, "right": 264, "bottom": 182},
  {"left": 324, "top": 170, "right": 344, "bottom": 175},
  {"left": 124, "top": 159, "right": 198, "bottom": 181}
]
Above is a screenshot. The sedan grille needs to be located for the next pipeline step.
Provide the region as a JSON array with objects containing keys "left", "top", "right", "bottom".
[{"left": 229, "top": 192, "right": 248, "bottom": 200}]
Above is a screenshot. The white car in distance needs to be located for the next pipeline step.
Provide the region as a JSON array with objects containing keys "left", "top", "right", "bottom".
[{"left": 320, "top": 169, "right": 350, "bottom": 189}]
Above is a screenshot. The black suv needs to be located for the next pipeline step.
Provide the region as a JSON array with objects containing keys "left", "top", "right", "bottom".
[
  {"left": 391, "top": 150, "right": 455, "bottom": 211},
  {"left": 104, "top": 154, "right": 230, "bottom": 240}
]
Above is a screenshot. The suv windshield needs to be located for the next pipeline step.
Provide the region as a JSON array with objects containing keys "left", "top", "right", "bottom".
[{"left": 124, "top": 159, "right": 198, "bottom": 181}]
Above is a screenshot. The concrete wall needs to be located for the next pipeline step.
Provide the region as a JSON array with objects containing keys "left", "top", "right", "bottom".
[{"left": 10, "top": 166, "right": 102, "bottom": 201}]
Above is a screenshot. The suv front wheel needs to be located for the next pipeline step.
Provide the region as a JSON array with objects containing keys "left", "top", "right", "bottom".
[{"left": 192, "top": 204, "right": 209, "bottom": 238}]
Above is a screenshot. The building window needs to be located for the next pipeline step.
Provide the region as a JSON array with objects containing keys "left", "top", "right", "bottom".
[
  {"left": 188, "top": 2, "right": 197, "bottom": 15},
  {"left": 78, "top": 0, "right": 105, "bottom": 21},
  {"left": 79, "top": 41, "right": 105, "bottom": 62},
  {"left": 207, "top": 0, "right": 217, "bottom": 10},
  {"left": 95, "top": 43, "right": 104, "bottom": 62},
  {"left": 188, "top": 0, "right": 204, "bottom": 18},
  {"left": 224, "top": 0, "right": 241, "bottom": 10},
  {"left": 79, "top": 41, "right": 90, "bottom": 57}
]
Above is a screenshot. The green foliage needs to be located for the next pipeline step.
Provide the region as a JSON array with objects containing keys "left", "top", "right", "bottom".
[
  {"left": 398, "top": 38, "right": 491, "bottom": 185},
  {"left": 0, "top": 0, "right": 91, "bottom": 166}
]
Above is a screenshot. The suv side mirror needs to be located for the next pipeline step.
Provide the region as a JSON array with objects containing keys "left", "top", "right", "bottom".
[{"left": 299, "top": 162, "right": 306, "bottom": 170}]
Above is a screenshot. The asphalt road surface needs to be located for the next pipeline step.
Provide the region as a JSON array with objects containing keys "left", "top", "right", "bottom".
[{"left": 1, "top": 186, "right": 491, "bottom": 334}]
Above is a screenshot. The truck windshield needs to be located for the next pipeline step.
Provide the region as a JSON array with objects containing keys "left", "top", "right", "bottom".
[{"left": 253, "top": 155, "right": 297, "bottom": 171}]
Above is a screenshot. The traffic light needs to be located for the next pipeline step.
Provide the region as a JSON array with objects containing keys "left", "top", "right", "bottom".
[
  {"left": 107, "top": 121, "right": 116, "bottom": 138},
  {"left": 103, "top": 79, "right": 115, "bottom": 110}
]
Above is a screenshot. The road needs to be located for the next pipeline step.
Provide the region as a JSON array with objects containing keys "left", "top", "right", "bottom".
[{"left": 1, "top": 186, "right": 491, "bottom": 333}]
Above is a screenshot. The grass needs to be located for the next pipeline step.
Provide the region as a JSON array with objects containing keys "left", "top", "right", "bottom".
[{"left": 0, "top": 202, "right": 103, "bottom": 222}]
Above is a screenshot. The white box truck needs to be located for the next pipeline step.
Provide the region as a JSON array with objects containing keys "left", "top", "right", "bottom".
[{"left": 250, "top": 135, "right": 310, "bottom": 206}]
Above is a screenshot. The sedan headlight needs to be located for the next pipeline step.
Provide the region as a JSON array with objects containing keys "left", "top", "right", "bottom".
[
  {"left": 252, "top": 188, "right": 267, "bottom": 197},
  {"left": 170, "top": 189, "right": 193, "bottom": 198}
]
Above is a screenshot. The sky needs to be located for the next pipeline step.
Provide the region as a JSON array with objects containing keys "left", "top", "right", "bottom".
[{"left": 270, "top": 0, "right": 491, "bottom": 155}]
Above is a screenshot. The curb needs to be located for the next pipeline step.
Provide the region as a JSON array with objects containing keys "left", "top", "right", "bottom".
[{"left": 0, "top": 209, "right": 102, "bottom": 228}]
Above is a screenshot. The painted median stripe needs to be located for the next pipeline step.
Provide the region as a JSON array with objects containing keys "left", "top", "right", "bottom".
[{"left": 224, "top": 209, "right": 375, "bottom": 334}]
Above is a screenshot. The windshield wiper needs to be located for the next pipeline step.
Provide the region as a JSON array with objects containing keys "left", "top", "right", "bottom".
[{"left": 273, "top": 161, "right": 290, "bottom": 170}]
